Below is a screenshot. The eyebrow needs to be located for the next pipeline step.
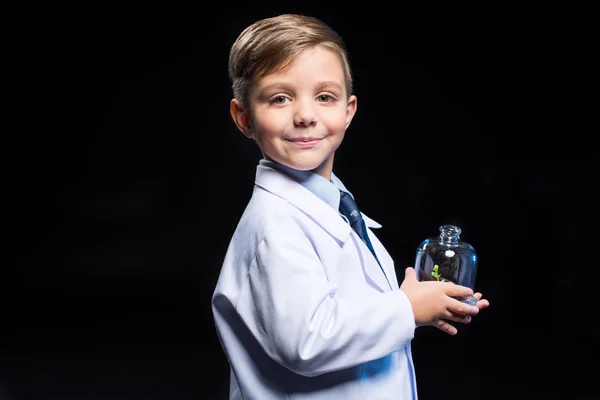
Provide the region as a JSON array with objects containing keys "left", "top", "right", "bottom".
[
  {"left": 258, "top": 81, "right": 344, "bottom": 94},
  {"left": 316, "top": 81, "right": 344, "bottom": 91}
]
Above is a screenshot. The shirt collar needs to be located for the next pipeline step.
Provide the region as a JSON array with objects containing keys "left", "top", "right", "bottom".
[{"left": 258, "top": 159, "right": 353, "bottom": 210}]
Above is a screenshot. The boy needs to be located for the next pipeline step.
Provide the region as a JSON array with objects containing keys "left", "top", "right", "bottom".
[{"left": 212, "top": 14, "right": 489, "bottom": 399}]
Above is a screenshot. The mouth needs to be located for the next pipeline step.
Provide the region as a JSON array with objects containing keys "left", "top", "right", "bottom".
[
  {"left": 286, "top": 137, "right": 323, "bottom": 149},
  {"left": 286, "top": 137, "right": 324, "bottom": 148}
]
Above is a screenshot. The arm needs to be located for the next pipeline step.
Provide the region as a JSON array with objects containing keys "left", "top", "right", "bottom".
[{"left": 235, "top": 219, "right": 415, "bottom": 377}]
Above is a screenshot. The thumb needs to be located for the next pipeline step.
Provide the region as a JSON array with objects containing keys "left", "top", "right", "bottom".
[{"left": 404, "top": 267, "right": 416, "bottom": 280}]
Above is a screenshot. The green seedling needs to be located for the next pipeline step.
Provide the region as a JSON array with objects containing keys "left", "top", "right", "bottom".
[{"left": 431, "top": 265, "right": 448, "bottom": 282}]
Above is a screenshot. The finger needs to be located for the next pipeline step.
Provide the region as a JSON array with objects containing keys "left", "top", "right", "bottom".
[
  {"left": 448, "top": 298, "right": 479, "bottom": 316},
  {"left": 404, "top": 267, "right": 416, "bottom": 281},
  {"left": 443, "top": 313, "right": 472, "bottom": 324},
  {"left": 441, "top": 306, "right": 470, "bottom": 320},
  {"left": 473, "top": 292, "right": 490, "bottom": 309},
  {"left": 476, "top": 299, "right": 490, "bottom": 309},
  {"left": 434, "top": 319, "right": 458, "bottom": 335},
  {"left": 444, "top": 284, "right": 474, "bottom": 298}
]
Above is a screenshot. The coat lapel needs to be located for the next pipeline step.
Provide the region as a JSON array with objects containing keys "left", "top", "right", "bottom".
[
  {"left": 255, "top": 166, "right": 353, "bottom": 245},
  {"left": 255, "top": 166, "right": 395, "bottom": 291},
  {"left": 361, "top": 214, "right": 399, "bottom": 291}
]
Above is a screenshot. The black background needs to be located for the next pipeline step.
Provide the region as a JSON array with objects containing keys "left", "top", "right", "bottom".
[{"left": 5, "top": 5, "right": 596, "bottom": 399}]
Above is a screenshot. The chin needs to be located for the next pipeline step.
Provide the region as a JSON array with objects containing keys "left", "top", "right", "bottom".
[{"left": 289, "top": 159, "right": 326, "bottom": 172}]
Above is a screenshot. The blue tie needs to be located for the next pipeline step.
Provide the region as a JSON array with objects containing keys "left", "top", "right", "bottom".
[{"left": 339, "top": 190, "right": 379, "bottom": 262}]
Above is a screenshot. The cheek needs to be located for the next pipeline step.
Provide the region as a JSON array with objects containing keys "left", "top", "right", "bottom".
[
  {"left": 255, "top": 111, "right": 288, "bottom": 133},
  {"left": 325, "top": 113, "right": 350, "bottom": 133}
]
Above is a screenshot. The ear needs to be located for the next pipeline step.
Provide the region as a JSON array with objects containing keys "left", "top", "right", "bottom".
[
  {"left": 345, "top": 95, "right": 358, "bottom": 128},
  {"left": 230, "top": 99, "right": 254, "bottom": 139}
]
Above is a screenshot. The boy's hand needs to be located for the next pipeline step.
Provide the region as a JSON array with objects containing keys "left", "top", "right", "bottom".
[
  {"left": 400, "top": 267, "right": 482, "bottom": 335},
  {"left": 472, "top": 292, "right": 490, "bottom": 311},
  {"left": 443, "top": 292, "right": 490, "bottom": 330}
]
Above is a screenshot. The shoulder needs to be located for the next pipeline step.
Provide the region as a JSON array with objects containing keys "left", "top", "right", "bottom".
[
  {"left": 228, "top": 186, "right": 309, "bottom": 247},
  {"left": 241, "top": 186, "right": 310, "bottom": 237}
]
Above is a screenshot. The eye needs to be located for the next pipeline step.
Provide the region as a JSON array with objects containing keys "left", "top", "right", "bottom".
[
  {"left": 270, "top": 95, "right": 289, "bottom": 104},
  {"left": 317, "top": 94, "right": 335, "bottom": 102}
]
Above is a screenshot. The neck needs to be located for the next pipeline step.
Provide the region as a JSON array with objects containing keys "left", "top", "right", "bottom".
[{"left": 311, "top": 156, "right": 334, "bottom": 181}]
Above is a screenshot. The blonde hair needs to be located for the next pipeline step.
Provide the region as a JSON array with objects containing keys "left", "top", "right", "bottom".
[{"left": 228, "top": 14, "right": 353, "bottom": 111}]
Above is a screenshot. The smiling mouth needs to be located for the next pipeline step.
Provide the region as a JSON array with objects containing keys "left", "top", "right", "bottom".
[
  {"left": 286, "top": 137, "right": 323, "bottom": 148},
  {"left": 287, "top": 137, "right": 323, "bottom": 142}
]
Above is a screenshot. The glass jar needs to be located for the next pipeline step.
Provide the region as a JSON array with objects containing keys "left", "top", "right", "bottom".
[{"left": 414, "top": 225, "right": 478, "bottom": 306}]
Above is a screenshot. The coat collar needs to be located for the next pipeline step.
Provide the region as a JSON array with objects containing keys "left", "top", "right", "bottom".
[{"left": 254, "top": 165, "right": 382, "bottom": 244}]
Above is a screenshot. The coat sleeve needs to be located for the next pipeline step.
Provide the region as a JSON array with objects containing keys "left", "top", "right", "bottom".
[{"left": 234, "top": 216, "right": 416, "bottom": 377}]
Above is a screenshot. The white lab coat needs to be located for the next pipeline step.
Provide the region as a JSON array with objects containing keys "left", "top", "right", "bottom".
[{"left": 212, "top": 164, "right": 418, "bottom": 399}]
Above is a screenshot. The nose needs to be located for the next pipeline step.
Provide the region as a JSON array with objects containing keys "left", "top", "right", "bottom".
[{"left": 293, "top": 99, "right": 317, "bottom": 127}]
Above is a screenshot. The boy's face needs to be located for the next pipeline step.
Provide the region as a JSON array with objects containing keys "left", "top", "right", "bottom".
[{"left": 230, "top": 46, "right": 357, "bottom": 180}]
